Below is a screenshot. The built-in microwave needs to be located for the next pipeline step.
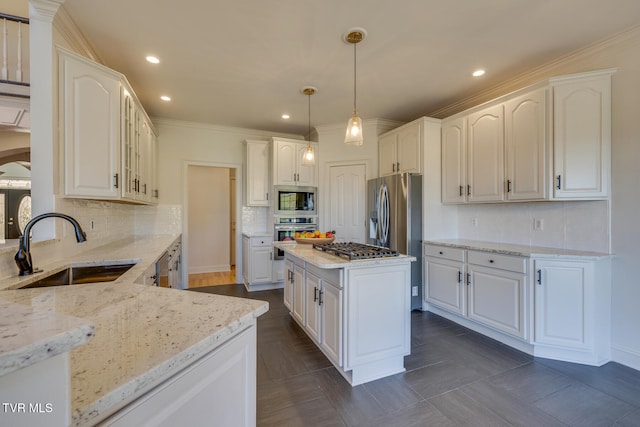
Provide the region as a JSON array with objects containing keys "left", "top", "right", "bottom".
[{"left": 274, "top": 186, "right": 316, "bottom": 216}]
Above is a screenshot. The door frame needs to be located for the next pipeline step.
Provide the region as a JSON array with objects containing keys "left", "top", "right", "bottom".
[
  {"left": 321, "top": 159, "right": 370, "bottom": 234},
  {"left": 181, "top": 160, "right": 243, "bottom": 289}
]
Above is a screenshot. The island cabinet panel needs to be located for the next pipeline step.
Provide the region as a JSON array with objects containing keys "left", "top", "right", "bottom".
[
  {"left": 100, "top": 325, "right": 257, "bottom": 427},
  {"left": 283, "top": 259, "right": 294, "bottom": 311}
]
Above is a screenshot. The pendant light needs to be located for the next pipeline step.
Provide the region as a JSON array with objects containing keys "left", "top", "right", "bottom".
[
  {"left": 344, "top": 28, "right": 366, "bottom": 146},
  {"left": 301, "top": 86, "right": 317, "bottom": 166}
]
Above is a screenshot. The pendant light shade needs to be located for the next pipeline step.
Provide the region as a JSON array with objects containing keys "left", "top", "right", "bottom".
[
  {"left": 301, "top": 86, "right": 316, "bottom": 166},
  {"left": 344, "top": 28, "right": 366, "bottom": 146}
]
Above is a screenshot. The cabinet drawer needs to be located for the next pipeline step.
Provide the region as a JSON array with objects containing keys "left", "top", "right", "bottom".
[
  {"left": 424, "top": 244, "right": 465, "bottom": 262},
  {"left": 467, "top": 250, "right": 527, "bottom": 273},
  {"left": 251, "top": 237, "right": 273, "bottom": 247}
]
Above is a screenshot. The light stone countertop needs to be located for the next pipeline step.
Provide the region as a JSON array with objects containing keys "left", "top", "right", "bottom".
[
  {"left": 426, "top": 239, "right": 613, "bottom": 259},
  {"left": 273, "top": 241, "right": 416, "bottom": 269},
  {"left": 0, "top": 234, "right": 269, "bottom": 426},
  {"left": 242, "top": 231, "right": 273, "bottom": 238}
]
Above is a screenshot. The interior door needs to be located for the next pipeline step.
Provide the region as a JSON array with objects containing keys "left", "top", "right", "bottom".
[
  {"left": 1, "top": 189, "right": 31, "bottom": 239},
  {"left": 329, "top": 164, "right": 366, "bottom": 243}
]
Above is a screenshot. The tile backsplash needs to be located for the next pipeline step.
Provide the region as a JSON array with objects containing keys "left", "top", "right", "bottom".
[{"left": 456, "top": 200, "right": 610, "bottom": 253}]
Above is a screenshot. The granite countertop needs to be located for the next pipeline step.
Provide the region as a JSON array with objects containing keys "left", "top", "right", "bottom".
[
  {"left": 0, "top": 234, "right": 269, "bottom": 426},
  {"left": 242, "top": 231, "right": 273, "bottom": 238},
  {"left": 426, "top": 239, "right": 613, "bottom": 259},
  {"left": 273, "top": 241, "right": 416, "bottom": 269}
]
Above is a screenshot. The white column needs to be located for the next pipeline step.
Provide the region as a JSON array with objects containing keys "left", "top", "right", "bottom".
[{"left": 28, "top": 0, "right": 65, "bottom": 240}]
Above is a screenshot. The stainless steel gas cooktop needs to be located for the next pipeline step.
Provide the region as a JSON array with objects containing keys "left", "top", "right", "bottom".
[{"left": 312, "top": 242, "right": 399, "bottom": 260}]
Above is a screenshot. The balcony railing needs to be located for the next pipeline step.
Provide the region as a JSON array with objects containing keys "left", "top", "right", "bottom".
[{"left": 1, "top": 12, "right": 29, "bottom": 92}]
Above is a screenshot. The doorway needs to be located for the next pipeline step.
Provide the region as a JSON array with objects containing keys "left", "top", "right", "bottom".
[{"left": 185, "top": 164, "right": 238, "bottom": 288}]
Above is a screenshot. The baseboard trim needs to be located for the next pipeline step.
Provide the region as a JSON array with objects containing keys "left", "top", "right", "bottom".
[{"left": 611, "top": 345, "right": 640, "bottom": 371}]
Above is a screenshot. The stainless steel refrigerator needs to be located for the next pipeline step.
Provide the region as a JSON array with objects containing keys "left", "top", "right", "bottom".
[{"left": 367, "top": 173, "right": 423, "bottom": 310}]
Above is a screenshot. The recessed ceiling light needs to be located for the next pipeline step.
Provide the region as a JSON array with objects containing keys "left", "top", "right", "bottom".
[
  {"left": 160, "top": 95, "right": 171, "bottom": 101},
  {"left": 472, "top": 69, "right": 485, "bottom": 77},
  {"left": 146, "top": 55, "right": 160, "bottom": 64},
  {"left": 282, "top": 114, "right": 290, "bottom": 119}
]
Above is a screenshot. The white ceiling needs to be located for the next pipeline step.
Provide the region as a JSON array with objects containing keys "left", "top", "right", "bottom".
[{"left": 61, "top": 0, "right": 640, "bottom": 136}]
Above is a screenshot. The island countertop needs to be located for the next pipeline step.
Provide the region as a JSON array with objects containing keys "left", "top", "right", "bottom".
[
  {"left": 0, "top": 235, "right": 269, "bottom": 426},
  {"left": 273, "top": 241, "right": 416, "bottom": 269}
]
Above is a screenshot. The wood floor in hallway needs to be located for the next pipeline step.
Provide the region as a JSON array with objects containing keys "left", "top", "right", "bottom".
[
  {"left": 188, "top": 267, "right": 236, "bottom": 288},
  {"left": 191, "top": 284, "right": 640, "bottom": 427}
]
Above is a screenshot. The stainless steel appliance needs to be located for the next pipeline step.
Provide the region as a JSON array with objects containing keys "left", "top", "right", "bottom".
[
  {"left": 274, "top": 186, "right": 316, "bottom": 216},
  {"left": 313, "top": 242, "right": 399, "bottom": 260},
  {"left": 274, "top": 216, "right": 317, "bottom": 260},
  {"left": 367, "top": 173, "right": 423, "bottom": 310}
]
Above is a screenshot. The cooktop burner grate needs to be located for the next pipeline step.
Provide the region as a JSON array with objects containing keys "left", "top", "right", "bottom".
[{"left": 312, "top": 242, "right": 399, "bottom": 260}]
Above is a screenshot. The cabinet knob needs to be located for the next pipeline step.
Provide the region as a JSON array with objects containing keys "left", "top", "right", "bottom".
[
  {"left": 439, "top": 251, "right": 443, "bottom": 255},
  {"left": 489, "top": 259, "right": 494, "bottom": 263}
]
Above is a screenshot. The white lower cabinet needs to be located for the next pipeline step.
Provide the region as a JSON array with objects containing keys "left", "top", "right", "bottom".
[
  {"left": 283, "top": 259, "right": 294, "bottom": 311},
  {"left": 242, "top": 235, "right": 276, "bottom": 290},
  {"left": 424, "top": 243, "right": 611, "bottom": 366},
  {"left": 100, "top": 325, "right": 257, "bottom": 427}
]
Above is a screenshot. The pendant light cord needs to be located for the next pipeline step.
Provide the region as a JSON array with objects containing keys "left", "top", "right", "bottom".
[
  {"left": 353, "top": 42, "right": 357, "bottom": 113},
  {"left": 308, "top": 91, "right": 311, "bottom": 142}
]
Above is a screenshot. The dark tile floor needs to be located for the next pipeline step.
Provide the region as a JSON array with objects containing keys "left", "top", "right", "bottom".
[{"left": 191, "top": 285, "right": 640, "bottom": 427}]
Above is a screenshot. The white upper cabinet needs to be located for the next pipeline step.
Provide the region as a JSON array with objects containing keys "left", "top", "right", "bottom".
[
  {"left": 272, "top": 138, "right": 317, "bottom": 187},
  {"left": 441, "top": 69, "right": 613, "bottom": 204},
  {"left": 59, "top": 48, "right": 158, "bottom": 205},
  {"left": 379, "top": 120, "right": 422, "bottom": 176},
  {"left": 552, "top": 72, "right": 611, "bottom": 199},
  {"left": 504, "top": 88, "right": 547, "bottom": 201},
  {"left": 441, "top": 117, "right": 466, "bottom": 204},
  {"left": 245, "top": 140, "right": 270, "bottom": 206},
  {"left": 467, "top": 104, "right": 505, "bottom": 202},
  {"left": 60, "top": 48, "right": 121, "bottom": 199}
]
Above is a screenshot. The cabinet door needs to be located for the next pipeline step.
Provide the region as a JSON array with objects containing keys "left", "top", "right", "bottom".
[
  {"left": 505, "top": 89, "right": 547, "bottom": 201},
  {"left": 424, "top": 257, "right": 465, "bottom": 315},
  {"left": 534, "top": 260, "right": 591, "bottom": 349},
  {"left": 137, "top": 117, "right": 153, "bottom": 203},
  {"left": 441, "top": 117, "right": 466, "bottom": 204},
  {"left": 61, "top": 52, "right": 121, "bottom": 199},
  {"left": 320, "top": 281, "right": 343, "bottom": 367},
  {"left": 553, "top": 76, "right": 611, "bottom": 199},
  {"left": 292, "top": 264, "right": 305, "bottom": 324},
  {"left": 274, "top": 141, "right": 297, "bottom": 186},
  {"left": 378, "top": 133, "right": 397, "bottom": 176},
  {"left": 250, "top": 246, "right": 273, "bottom": 283},
  {"left": 304, "top": 272, "right": 321, "bottom": 343},
  {"left": 246, "top": 141, "right": 270, "bottom": 206},
  {"left": 467, "top": 105, "right": 505, "bottom": 202},
  {"left": 397, "top": 124, "right": 422, "bottom": 174},
  {"left": 122, "top": 89, "right": 138, "bottom": 201},
  {"left": 283, "top": 259, "right": 294, "bottom": 311},
  {"left": 467, "top": 264, "right": 526, "bottom": 339},
  {"left": 296, "top": 143, "right": 316, "bottom": 186}
]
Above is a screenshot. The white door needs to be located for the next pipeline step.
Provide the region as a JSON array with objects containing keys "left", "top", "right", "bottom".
[{"left": 329, "top": 164, "right": 366, "bottom": 242}]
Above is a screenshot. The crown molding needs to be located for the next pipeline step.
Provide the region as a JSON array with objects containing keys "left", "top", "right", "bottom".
[
  {"left": 428, "top": 25, "right": 640, "bottom": 119},
  {"left": 53, "top": 5, "right": 103, "bottom": 63},
  {"left": 29, "top": 0, "right": 65, "bottom": 23}
]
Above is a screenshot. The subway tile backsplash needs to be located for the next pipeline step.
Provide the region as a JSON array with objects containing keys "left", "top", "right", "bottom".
[{"left": 456, "top": 200, "right": 610, "bottom": 253}]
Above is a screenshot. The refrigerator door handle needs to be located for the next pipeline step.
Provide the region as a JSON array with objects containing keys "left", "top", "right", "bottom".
[{"left": 378, "top": 183, "right": 390, "bottom": 246}]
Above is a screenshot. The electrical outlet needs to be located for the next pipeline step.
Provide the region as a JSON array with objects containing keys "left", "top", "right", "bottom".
[
  {"left": 412, "top": 286, "right": 418, "bottom": 297},
  {"left": 533, "top": 218, "right": 544, "bottom": 231},
  {"left": 471, "top": 218, "right": 479, "bottom": 228}
]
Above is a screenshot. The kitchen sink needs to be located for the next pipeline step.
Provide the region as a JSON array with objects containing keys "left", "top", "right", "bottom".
[{"left": 19, "top": 263, "right": 137, "bottom": 289}]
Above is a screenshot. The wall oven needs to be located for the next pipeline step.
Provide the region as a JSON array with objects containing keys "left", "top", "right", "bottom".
[
  {"left": 274, "top": 186, "right": 316, "bottom": 216},
  {"left": 274, "top": 216, "right": 317, "bottom": 260}
]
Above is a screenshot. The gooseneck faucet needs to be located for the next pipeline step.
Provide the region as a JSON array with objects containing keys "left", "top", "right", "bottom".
[{"left": 15, "top": 213, "right": 87, "bottom": 276}]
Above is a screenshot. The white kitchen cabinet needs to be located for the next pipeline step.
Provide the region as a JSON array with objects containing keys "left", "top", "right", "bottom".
[
  {"left": 242, "top": 235, "right": 273, "bottom": 288},
  {"left": 441, "top": 69, "right": 613, "bottom": 204},
  {"left": 59, "top": 47, "right": 158, "bottom": 205},
  {"left": 467, "top": 104, "right": 505, "bottom": 202},
  {"left": 441, "top": 117, "right": 466, "bottom": 204},
  {"left": 424, "top": 244, "right": 528, "bottom": 340},
  {"left": 379, "top": 120, "right": 422, "bottom": 176},
  {"left": 551, "top": 71, "right": 612, "bottom": 199},
  {"left": 304, "top": 267, "right": 343, "bottom": 367},
  {"left": 272, "top": 138, "right": 317, "bottom": 187},
  {"left": 100, "top": 325, "right": 257, "bottom": 427},
  {"left": 245, "top": 140, "right": 270, "bottom": 206},
  {"left": 504, "top": 88, "right": 547, "bottom": 201},
  {"left": 60, "top": 48, "right": 121, "bottom": 200},
  {"left": 467, "top": 251, "right": 527, "bottom": 339},
  {"left": 283, "top": 259, "right": 294, "bottom": 311},
  {"left": 533, "top": 257, "right": 612, "bottom": 365},
  {"left": 292, "top": 259, "right": 306, "bottom": 325}
]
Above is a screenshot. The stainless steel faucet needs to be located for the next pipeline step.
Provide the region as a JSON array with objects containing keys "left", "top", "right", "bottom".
[{"left": 15, "top": 213, "right": 87, "bottom": 276}]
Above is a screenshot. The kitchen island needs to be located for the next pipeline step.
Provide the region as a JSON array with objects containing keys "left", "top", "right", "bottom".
[
  {"left": 275, "top": 242, "right": 415, "bottom": 386},
  {"left": 0, "top": 236, "right": 268, "bottom": 427}
]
